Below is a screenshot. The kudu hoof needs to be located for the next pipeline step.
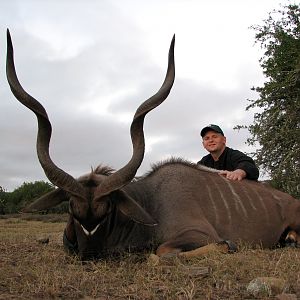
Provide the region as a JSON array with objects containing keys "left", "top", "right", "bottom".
[{"left": 218, "top": 240, "right": 237, "bottom": 253}]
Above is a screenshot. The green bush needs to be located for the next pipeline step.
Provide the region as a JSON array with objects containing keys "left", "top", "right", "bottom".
[{"left": 1, "top": 181, "right": 54, "bottom": 214}]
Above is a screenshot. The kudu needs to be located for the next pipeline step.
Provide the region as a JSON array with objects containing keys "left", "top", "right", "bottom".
[{"left": 6, "top": 29, "right": 300, "bottom": 260}]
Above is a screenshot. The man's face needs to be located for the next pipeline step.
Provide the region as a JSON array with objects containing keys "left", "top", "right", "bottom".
[{"left": 202, "top": 130, "right": 226, "bottom": 153}]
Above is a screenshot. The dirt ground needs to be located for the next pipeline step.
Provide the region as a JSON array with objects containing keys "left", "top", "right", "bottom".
[{"left": 1, "top": 215, "right": 300, "bottom": 299}]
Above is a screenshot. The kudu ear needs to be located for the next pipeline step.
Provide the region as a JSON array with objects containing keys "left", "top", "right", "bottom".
[
  {"left": 113, "top": 190, "right": 157, "bottom": 226},
  {"left": 22, "top": 188, "right": 68, "bottom": 213}
]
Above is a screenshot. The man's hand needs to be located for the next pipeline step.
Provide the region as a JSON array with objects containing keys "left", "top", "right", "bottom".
[{"left": 218, "top": 169, "right": 246, "bottom": 181}]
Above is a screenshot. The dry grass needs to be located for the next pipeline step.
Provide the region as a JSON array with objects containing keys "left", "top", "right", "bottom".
[{"left": 1, "top": 216, "right": 300, "bottom": 299}]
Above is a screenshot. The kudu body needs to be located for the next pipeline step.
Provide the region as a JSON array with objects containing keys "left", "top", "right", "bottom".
[{"left": 6, "top": 30, "right": 300, "bottom": 260}]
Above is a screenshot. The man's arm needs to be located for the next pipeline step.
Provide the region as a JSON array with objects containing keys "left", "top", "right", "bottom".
[
  {"left": 218, "top": 169, "right": 247, "bottom": 181},
  {"left": 217, "top": 149, "right": 259, "bottom": 181},
  {"left": 229, "top": 149, "right": 259, "bottom": 180}
]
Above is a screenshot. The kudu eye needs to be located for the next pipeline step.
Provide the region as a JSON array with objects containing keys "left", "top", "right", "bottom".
[
  {"left": 69, "top": 197, "right": 89, "bottom": 220},
  {"left": 93, "top": 199, "right": 110, "bottom": 219}
]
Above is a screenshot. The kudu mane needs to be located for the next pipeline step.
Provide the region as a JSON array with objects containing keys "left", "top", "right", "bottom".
[
  {"left": 93, "top": 165, "right": 115, "bottom": 176},
  {"left": 144, "top": 157, "right": 219, "bottom": 178},
  {"left": 144, "top": 157, "right": 197, "bottom": 178},
  {"left": 77, "top": 165, "right": 116, "bottom": 187}
]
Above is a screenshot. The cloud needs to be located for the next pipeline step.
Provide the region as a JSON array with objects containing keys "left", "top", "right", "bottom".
[{"left": 0, "top": 0, "right": 284, "bottom": 190}]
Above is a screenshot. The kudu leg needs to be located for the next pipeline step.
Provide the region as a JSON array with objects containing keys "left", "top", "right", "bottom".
[
  {"left": 285, "top": 230, "right": 300, "bottom": 247},
  {"left": 156, "top": 227, "right": 236, "bottom": 258},
  {"left": 179, "top": 241, "right": 236, "bottom": 258},
  {"left": 157, "top": 241, "right": 236, "bottom": 258},
  {"left": 63, "top": 214, "right": 78, "bottom": 254}
]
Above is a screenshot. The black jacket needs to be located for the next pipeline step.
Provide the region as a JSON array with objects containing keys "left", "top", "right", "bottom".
[{"left": 198, "top": 147, "right": 259, "bottom": 180}]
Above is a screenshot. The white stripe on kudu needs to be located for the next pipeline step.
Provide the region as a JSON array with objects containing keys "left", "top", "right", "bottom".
[{"left": 225, "top": 179, "right": 248, "bottom": 219}]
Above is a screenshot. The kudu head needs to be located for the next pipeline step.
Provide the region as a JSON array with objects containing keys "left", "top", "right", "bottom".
[{"left": 6, "top": 29, "right": 175, "bottom": 257}]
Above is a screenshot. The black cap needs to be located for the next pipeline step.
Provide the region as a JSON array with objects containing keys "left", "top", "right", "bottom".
[{"left": 200, "top": 124, "right": 224, "bottom": 137}]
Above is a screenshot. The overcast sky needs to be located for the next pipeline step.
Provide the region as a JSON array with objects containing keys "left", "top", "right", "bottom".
[{"left": 0, "top": 0, "right": 292, "bottom": 191}]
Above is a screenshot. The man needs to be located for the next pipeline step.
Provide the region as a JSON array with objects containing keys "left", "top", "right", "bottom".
[{"left": 198, "top": 124, "right": 259, "bottom": 181}]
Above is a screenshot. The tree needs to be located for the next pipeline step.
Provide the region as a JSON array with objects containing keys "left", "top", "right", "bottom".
[
  {"left": 3, "top": 181, "right": 54, "bottom": 214},
  {"left": 242, "top": 4, "right": 300, "bottom": 198},
  {"left": 1, "top": 181, "right": 69, "bottom": 214},
  {"left": 0, "top": 186, "right": 6, "bottom": 214}
]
